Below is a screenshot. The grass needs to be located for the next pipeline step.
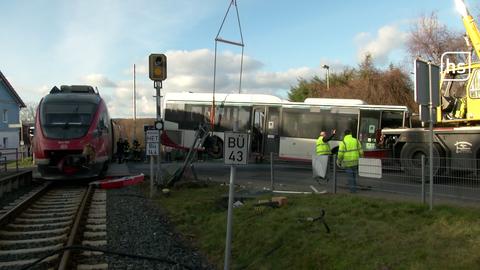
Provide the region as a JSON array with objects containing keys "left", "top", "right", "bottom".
[
  {"left": 150, "top": 183, "right": 480, "bottom": 270},
  {"left": 7, "top": 157, "right": 34, "bottom": 169}
]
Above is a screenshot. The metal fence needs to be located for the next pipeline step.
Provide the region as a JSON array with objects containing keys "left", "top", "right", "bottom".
[
  {"left": 269, "top": 153, "right": 480, "bottom": 208},
  {"left": 0, "top": 148, "right": 21, "bottom": 172}
]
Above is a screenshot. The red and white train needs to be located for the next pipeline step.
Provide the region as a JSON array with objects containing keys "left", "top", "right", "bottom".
[{"left": 33, "top": 85, "right": 114, "bottom": 180}]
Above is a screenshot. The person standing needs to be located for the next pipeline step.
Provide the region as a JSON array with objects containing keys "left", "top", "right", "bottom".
[
  {"left": 316, "top": 129, "right": 336, "bottom": 155},
  {"left": 337, "top": 129, "right": 363, "bottom": 193},
  {"left": 314, "top": 129, "right": 336, "bottom": 182},
  {"left": 116, "top": 138, "right": 124, "bottom": 164}
]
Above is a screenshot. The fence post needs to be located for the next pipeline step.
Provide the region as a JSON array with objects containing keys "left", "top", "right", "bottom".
[
  {"left": 16, "top": 148, "right": 19, "bottom": 172},
  {"left": 270, "top": 152, "right": 274, "bottom": 191},
  {"left": 332, "top": 155, "right": 337, "bottom": 194},
  {"left": 429, "top": 158, "right": 433, "bottom": 210},
  {"left": 421, "top": 155, "right": 425, "bottom": 204}
]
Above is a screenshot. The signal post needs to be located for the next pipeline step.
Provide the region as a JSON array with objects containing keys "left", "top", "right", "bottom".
[{"left": 149, "top": 54, "right": 167, "bottom": 190}]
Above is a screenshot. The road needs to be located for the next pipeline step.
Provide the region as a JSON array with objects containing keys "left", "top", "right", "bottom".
[{"left": 127, "top": 160, "right": 480, "bottom": 203}]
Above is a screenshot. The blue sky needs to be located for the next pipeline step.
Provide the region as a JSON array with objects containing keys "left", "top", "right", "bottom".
[{"left": 0, "top": 0, "right": 472, "bottom": 117}]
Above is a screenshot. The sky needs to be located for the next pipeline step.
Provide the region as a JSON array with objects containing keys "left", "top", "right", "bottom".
[{"left": 0, "top": 0, "right": 473, "bottom": 118}]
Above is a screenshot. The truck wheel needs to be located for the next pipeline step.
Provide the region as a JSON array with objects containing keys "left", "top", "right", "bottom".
[
  {"left": 400, "top": 143, "right": 442, "bottom": 179},
  {"left": 205, "top": 135, "right": 223, "bottom": 159}
]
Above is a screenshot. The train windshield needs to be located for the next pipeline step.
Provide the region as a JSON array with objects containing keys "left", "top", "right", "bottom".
[{"left": 40, "top": 102, "right": 98, "bottom": 139}]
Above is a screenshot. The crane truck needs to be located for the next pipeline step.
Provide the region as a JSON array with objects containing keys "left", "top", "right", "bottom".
[{"left": 381, "top": 0, "right": 480, "bottom": 176}]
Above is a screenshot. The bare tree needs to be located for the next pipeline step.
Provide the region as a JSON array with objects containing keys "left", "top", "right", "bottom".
[
  {"left": 20, "top": 102, "right": 37, "bottom": 123},
  {"left": 407, "top": 12, "right": 466, "bottom": 64}
]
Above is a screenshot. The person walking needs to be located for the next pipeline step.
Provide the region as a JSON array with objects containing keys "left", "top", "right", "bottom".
[
  {"left": 314, "top": 129, "right": 336, "bottom": 182},
  {"left": 337, "top": 129, "right": 363, "bottom": 193}
]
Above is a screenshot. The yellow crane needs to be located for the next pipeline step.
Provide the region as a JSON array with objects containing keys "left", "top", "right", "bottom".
[{"left": 438, "top": 0, "right": 480, "bottom": 123}]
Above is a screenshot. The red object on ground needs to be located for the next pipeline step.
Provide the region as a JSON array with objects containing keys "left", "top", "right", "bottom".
[{"left": 90, "top": 174, "right": 144, "bottom": 189}]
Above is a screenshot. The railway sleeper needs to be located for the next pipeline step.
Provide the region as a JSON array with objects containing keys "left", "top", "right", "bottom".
[
  {"left": 7, "top": 220, "right": 73, "bottom": 230},
  {"left": 0, "top": 234, "right": 67, "bottom": 247},
  {"left": 0, "top": 254, "right": 59, "bottom": 270}
]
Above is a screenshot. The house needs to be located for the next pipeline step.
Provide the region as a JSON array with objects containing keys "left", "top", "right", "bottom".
[{"left": 0, "top": 71, "right": 26, "bottom": 151}]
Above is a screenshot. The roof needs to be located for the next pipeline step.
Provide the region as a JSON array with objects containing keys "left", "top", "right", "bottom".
[
  {"left": 43, "top": 92, "right": 101, "bottom": 105},
  {"left": 304, "top": 98, "right": 367, "bottom": 106},
  {"left": 165, "top": 92, "right": 283, "bottom": 104},
  {"left": 0, "top": 71, "right": 26, "bottom": 108}
]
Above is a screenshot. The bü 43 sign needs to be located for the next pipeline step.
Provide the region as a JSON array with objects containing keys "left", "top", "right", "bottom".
[{"left": 224, "top": 132, "right": 249, "bottom": 165}]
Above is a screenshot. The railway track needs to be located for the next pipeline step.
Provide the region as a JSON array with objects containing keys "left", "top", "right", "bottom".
[{"left": 0, "top": 182, "right": 108, "bottom": 270}]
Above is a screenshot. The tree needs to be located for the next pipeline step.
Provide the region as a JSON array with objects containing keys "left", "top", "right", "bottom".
[
  {"left": 20, "top": 102, "right": 37, "bottom": 123},
  {"left": 288, "top": 79, "right": 313, "bottom": 102},
  {"left": 406, "top": 12, "right": 466, "bottom": 64}
]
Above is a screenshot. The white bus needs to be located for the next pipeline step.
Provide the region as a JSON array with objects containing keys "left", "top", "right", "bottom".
[{"left": 162, "top": 92, "right": 409, "bottom": 161}]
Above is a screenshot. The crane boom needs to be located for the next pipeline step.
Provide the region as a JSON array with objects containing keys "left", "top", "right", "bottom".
[{"left": 456, "top": 0, "right": 480, "bottom": 58}]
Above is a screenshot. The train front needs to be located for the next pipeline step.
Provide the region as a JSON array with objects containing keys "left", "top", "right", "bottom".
[{"left": 33, "top": 86, "right": 110, "bottom": 180}]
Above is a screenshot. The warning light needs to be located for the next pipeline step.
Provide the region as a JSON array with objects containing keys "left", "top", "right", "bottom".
[{"left": 149, "top": 54, "right": 167, "bottom": 81}]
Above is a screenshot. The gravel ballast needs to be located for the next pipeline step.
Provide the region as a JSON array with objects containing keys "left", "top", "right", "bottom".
[{"left": 107, "top": 184, "right": 213, "bottom": 270}]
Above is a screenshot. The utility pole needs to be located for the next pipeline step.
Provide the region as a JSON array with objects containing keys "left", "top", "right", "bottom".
[
  {"left": 323, "top": 64, "right": 330, "bottom": 90},
  {"left": 133, "top": 64, "right": 137, "bottom": 141}
]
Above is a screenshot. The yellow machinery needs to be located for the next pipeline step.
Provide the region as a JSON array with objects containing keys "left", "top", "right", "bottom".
[{"left": 437, "top": 0, "right": 480, "bottom": 123}]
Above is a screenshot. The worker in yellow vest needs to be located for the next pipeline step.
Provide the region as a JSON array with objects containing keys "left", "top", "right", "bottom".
[
  {"left": 316, "top": 129, "right": 336, "bottom": 155},
  {"left": 314, "top": 129, "right": 336, "bottom": 183},
  {"left": 337, "top": 129, "right": 364, "bottom": 193}
]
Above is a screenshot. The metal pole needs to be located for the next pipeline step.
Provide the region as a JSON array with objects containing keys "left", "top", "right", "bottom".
[
  {"left": 224, "top": 110, "right": 240, "bottom": 270},
  {"left": 270, "top": 152, "right": 274, "bottom": 191},
  {"left": 133, "top": 64, "right": 137, "bottom": 141},
  {"left": 326, "top": 67, "right": 330, "bottom": 90},
  {"left": 224, "top": 165, "right": 236, "bottom": 270},
  {"left": 155, "top": 81, "right": 163, "bottom": 186},
  {"left": 150, "top": 156, "right": 154, "bottom": 198},
  {"left": 428, "top": 63, "right": 434, "bottom": 210},
  {"left": 332, "top": 155, "right": 337, "bottom": 194},
  {"left": 421, "top": 155, "right": 425, "bottom": 204}
]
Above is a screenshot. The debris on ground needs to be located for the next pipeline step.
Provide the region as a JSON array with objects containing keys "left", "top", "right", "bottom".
[
  {"left": 299, "top": 209, "right": 330, "bottom": 233},
  {"left": 233, "top": 201, "right": 244, "bottom": 208}
]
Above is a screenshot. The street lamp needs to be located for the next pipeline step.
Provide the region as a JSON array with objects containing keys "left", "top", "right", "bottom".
[{"left": 322, "top": 64, "right": 330, "bottom": 90}]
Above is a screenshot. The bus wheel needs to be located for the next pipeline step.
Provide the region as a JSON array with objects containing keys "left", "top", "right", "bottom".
[
  {"left": 205, "top": 135, "right": 223, "bottom": 159},
  {"left": 400, "top": 143, "right": 442, "bottom": 179}
]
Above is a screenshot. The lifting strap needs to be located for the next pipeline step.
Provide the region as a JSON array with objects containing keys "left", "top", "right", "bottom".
[{"left": 211, "top": 0, "right": 245, "bottom": 131}]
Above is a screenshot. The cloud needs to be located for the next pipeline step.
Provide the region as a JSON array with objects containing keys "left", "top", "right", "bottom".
[
  {"left": 355, "top": 25, "right": 408, "bottom": 65},
  {"left": 83, "top": 74, "right": 117, "bottom": 87},
  {"left": 68, "top": 49, "right": 344, "bottom": 118}
]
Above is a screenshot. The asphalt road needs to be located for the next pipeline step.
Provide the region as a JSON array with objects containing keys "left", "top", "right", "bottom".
[{"left": 127, "top": 160, "right": 480, "bottom": 204}]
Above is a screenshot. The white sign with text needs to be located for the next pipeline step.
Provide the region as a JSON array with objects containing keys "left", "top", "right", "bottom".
[{"left": 224, "top": 132, "right": 249, "bottom": 165}]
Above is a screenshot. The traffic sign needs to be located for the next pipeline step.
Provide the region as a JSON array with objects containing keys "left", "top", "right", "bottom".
[
  {"left": 224, "top": 132, "right": 248, "bottom": 165},
  {"left": 146, "top": 129, "right": 160, "bottom": 156},
  {"left": 146, "top": 142, "right": 159, "bottom": 156},
  {"left": 414, "top": 58, "right": 440, "bottom": 107},
  {"left": 146, "top": 130, "right": 160, "bottom": 143}
]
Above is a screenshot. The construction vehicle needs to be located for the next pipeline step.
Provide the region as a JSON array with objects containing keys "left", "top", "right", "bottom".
[{"left": 381, "top": 0, "right": 480, "bottom": 175}]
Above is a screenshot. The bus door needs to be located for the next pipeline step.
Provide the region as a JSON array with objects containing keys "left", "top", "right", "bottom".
[
  {"left": 252, "top": 106, "right": 267, "bottom": 157},
  {"left": 264, "top": 106, "right": 280, "bottom": 156},
  {"left": 358, "top": 110, "right": 381, "bottom": 151}
]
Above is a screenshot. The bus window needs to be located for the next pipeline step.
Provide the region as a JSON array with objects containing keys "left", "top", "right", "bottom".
[
  {"left": 359, "top": 110, "right": 380, "bottom": 150},
  {"left": 281, "top": 107, "right": 357, "bottom": 139},
  {"left": 181, "top": 104, "right": 208, "bottom": 129},
  {"left": 381, "top": 111, "right": 404, "bottom": 129}
]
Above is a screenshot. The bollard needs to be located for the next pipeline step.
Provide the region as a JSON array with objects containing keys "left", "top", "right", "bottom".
[{"left": 270, "top": 152, "right": 274, "bottom": 191}]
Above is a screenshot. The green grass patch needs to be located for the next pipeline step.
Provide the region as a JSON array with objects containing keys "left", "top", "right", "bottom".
[
  {"left": 152, "top": 184, "right": 480, "bottom": 269},
  {"left": 7, "top": 157, "right": 34, "bottom": 169}
]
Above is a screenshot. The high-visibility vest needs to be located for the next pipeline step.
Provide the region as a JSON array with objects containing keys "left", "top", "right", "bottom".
[
  {"left": 454, "top": 97, "right": 467, "bottom": 119},
  {"left": 316, "top": 136, "right": 331, "bottom": 155},
  {"left": 338, "top": 134, "right": 363, "bottom": 167}
]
